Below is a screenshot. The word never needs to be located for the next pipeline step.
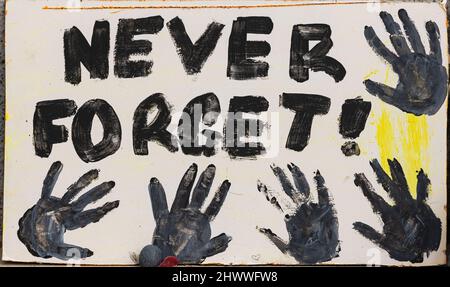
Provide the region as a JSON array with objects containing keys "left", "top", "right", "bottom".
[{"left": 64, "top": 16, "right": 346, "bottom": 84}]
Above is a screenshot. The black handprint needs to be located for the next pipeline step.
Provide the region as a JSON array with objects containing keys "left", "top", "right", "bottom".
[
  {"left": 354, "top": 158, "right": 441, "bottom": 263},
  {"left": 18, "top": 161, "right": 120, "bottom": 260},
  {"left": 257, "top": 163, "right": 339, "bottom": 264},
  {"left": 364, "top": 9, "right": 447, "bottom": 115},
  {"left": 139, "top": 164, "right": 232, "bottom": 267}
]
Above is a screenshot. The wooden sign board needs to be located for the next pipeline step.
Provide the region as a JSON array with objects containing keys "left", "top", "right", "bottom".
[{"left": 3, "top": 0, "right": 447, "bottom": 265}]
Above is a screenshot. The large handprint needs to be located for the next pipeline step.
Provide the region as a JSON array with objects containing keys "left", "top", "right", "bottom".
[
  {"left": 139, "top": 164, "right": 232, "bottom": 266},
  {"left": 257, "top": 163, "right": 339, "bottom": 264},
  {"left": 364, "top": 9, "right": 447, "bottom": 115},
  {"left": 354, "top": 158, "right": 441, "bottom": 263},
  {"left": 18, "top": 161, "right": 119, "bottom": 260}
]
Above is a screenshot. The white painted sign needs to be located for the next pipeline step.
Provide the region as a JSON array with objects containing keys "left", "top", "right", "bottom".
[{"left": 3, "top": 0, "right": 447, "bottom": 265}]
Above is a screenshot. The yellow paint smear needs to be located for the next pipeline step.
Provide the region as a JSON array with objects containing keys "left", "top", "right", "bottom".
[
  {"left": 375, "top": 68, "right": 430, "bottom": 197},
  {"left": 399, "top": 114, "right": 430, "bottom": 195},
  {"left": 363, "top": 70, "right": 379, "bottom": 80},
  {"left": 376, "top": 109, "right": 397, "bottom": 176}
]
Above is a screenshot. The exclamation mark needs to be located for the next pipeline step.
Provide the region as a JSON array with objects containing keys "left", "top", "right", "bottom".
[{"left": 339, "top": 98, "right": 371, "bottom": 156}]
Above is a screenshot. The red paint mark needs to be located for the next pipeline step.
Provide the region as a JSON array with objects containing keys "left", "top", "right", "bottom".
[{"left": 159, "top": 256, "right": 179, "bottom": 267}]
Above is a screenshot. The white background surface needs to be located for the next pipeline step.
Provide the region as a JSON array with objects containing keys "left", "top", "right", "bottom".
[{"left": 3, "top": 0, "right": 447, "bottom": 265}]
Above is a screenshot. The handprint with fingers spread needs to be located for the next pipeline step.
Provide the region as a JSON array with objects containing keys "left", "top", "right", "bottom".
[
  {"left": 354, "top": 158, "right": 441, "bottom": 263},
  {"left": 18, "top": 161, "right": 120, "bottom": 260},
  {"left": 257, "top": 163, "right": 339, "bottom": 264},
  {"left": 364, "top": 9, "right": 447, "bottom": 115},
  {"left": 139, "top": 163, "right": 232, "bottom": 267}
]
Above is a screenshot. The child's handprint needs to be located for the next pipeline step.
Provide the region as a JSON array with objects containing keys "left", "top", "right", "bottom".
[
  {"left": 257, "top": 163, "right": 340, "bottom": 264},
  {"left": 18, "top": 161, "right": 119, "bottom": 260},
  {"left": 139, "top": 163, "right": 232, "bottom": 266},
  {"left": 354, "top": 158, "right": 441, "bottom": 263},
  {"left": 364, "top": 9, "right": 447, "bottom": 115}
]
